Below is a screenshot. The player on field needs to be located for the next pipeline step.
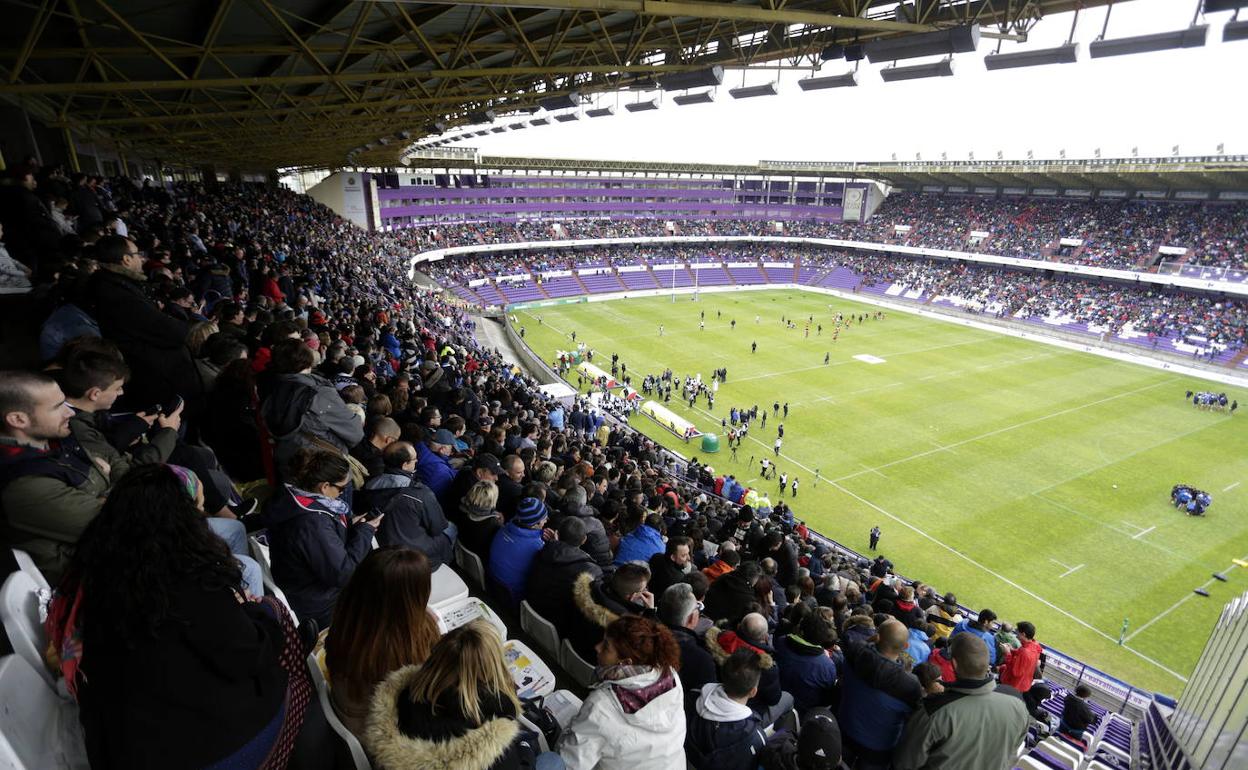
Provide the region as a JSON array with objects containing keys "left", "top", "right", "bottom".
[
  {"left": 791, "top": 477, "right": 799, "bottom": 498},
  {"left": 751, "top": 341, "right": 757, "bottom": 353},
  {"left": 779, "top": 472, "right": 788, "bottom": 495},
  {"left": 774, "top": 437, "right": 782, "bottom": 456},
  {"left": 824, "top": 352, "right": 830, "bottom": 365}
]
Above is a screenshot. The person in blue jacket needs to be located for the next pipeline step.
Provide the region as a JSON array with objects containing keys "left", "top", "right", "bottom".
[
  {"left": 773, "top": 612, "right": 840, "bottom": 713},
  {"left": 263, "top": 448, "right": 381, "bottom": 627},
  {"left": 615, "top": 512, "right": 667, "bottom": 565},
  {"left": 838, "top": 620, "right": 923, "bottom": 769},
  {"left": 415, "top": 428, "right": 458, "bottom": 504},
  {"left": 951, "top": 608, "right": 1000, "bottom": 667},
  {"left": 487, "top": 496, "right": 549, "bottom": 604}
]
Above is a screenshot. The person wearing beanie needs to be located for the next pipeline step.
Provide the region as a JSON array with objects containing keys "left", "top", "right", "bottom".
[{"left": 487, "top": 496, "right": 548, "bottom": 605}]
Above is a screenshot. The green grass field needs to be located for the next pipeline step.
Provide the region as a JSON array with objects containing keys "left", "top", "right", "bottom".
[{"left": 513, "top": 289, "right": 1248, "bottom": 695}]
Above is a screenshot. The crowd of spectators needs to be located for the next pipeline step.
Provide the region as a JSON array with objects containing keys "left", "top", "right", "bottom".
[
  {"left": 0, "top": 163, "right": 1128, "bottom": 769},
  {"left": 422, "top": 237, "right": 1248, "bottom": 354},
  {"left": 396, "top": 193, "right": 1247, "bottom": 272}
]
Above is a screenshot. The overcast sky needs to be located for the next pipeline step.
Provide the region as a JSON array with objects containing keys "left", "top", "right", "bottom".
[{"left": 457, "top": 0, "right": 1246, "bottom": 164}]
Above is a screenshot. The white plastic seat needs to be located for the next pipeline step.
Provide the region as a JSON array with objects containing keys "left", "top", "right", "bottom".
[
  {"left": 11, "top": 550, "right": 50, "bottom": 593},
  {"left": 0, "top": 571, "right": 53, "bottom": 688},
  {"left": 429, "top": 564, "right": 470, "bottom": 610},
  {"left": 305, "top": 653, "right": 371, "bottom": 770},
  {"left": 519, "top": 600, "right": 560, "bottom": 659},
  {"left": 454, "top": 542, "right": 486, "bottom": 589},
  {"left": 1036, "top": 738, "right": 1080, "bottom": 769},
  {"left": 248, "top": 537, "right": 297, "bottom": 623},
  {"left": 0, "top": 654, "right": 88, "bottom": 769},
  {"left": 559, "top": 638, "right": 596, "bottom": 689}
]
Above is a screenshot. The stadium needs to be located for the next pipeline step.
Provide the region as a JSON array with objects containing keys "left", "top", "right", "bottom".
[{"left": 0, "top": 0, "right": 1244, "bottom": 769}]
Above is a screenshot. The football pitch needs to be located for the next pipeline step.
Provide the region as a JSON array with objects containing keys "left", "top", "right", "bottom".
[{"left": 514, "top": 288, "right": 1248, "bottom": 694}]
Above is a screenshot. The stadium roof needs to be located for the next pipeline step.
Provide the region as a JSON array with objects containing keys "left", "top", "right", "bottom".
[
  {"left": 405, "top": 152, "right": 1248, "bottom": 194},
  {"left": 0, "top": 0, "right": 1127, "bottom": 170}
]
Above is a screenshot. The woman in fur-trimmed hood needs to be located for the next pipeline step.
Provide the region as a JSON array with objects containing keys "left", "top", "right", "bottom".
[{"left": 365, "top": 621, "right": 537, "bottom": 770}]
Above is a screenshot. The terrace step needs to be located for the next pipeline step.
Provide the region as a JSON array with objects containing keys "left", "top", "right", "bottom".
[
  {"left": 793, "top": 257, "right": 801, "bottom": 283},
  {"left": 573, "top": 271, "right": 590, "bottom": 294},
  {"left": 1226, "top": 347, "right": 1248, "bottom": 369}
]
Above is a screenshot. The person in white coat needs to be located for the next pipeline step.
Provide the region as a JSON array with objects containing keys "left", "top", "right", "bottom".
[{"left": 557, "top": 615, "right": 687, "bottom": 770}]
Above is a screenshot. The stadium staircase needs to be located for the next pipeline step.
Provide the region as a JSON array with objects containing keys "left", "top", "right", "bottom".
[
  {"left": 1136, "top": 230, "right": 1173, "bottom": 270},
  {"left": 682, "top": 261, "right": 696, "bottom": 285},
  {"left": 534, "top": 273, "right": 551, "bottom": 299},
  {"left": 792, "top": 257, "right": 802, "bottom": 283},
  {"left": 572, "top": 271, "right": 590, "bottom": 294},
  {"left": 490, "top": 278, "right": 514, "bottom": 304},
  {"left": 1225, "top": 347, "right": 1248, "bottom": 369}
]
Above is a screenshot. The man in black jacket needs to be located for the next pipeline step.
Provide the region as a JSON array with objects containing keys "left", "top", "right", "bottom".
[
  {"left": 526, "top": 517, "right": 603, "bottom": 633},
  {"left": 648, "top": 535, "right": 694, "bottom": 597},
  {"left": 704, "top": 560, "right": 763, "bottom": 626},
  {"left": 658, "top": 582, "right": 717, "bottom": 696},
  {"left": 568, "top": 561, "right": 655, "bottom": 659},
  {"left": 444, "top": 452, "right": 504, "bottom": 521},
  {"left": 356, "top": 442, "right": 454, "bottom": 568},
  {"left": 1059, "top": 685, "right": 1096, "bottom": 739},
  {"left": 84, "top": 235, "right": 202, "bottom": 417},
  {"left": 550, "top": 483, "right": 613, "bottom": 567}
]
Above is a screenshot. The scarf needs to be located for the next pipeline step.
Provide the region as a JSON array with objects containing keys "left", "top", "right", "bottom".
[
  {"left": 288, "top": 484, "right": 352, "bottom": 517},
  {"left": 593, "top": 665, "right": 677, "bottom": 715}
]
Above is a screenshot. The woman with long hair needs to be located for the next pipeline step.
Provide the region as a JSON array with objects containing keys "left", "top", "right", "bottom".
[
  {"left": 324, "top": 546, "right": 440, "bottom": 740},
  {"left": 458, "top": 479, "right": 502, "bottom": 561},
  {"left": 366, "top": 621, "right": 537, "bottom": 770},
  {"left": 46, "top": 464, "right": 297, "bottom": 769},
  {"left": 262, "top": 447, "right": 381, "bottom": 626},
  {"left": 557, "top": 615, "right": 686, "bottom": 769}
]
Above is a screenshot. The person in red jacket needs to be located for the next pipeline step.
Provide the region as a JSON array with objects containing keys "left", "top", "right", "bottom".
[{"left": 999, "top": 621, "right": 1042, "bottom": 692}]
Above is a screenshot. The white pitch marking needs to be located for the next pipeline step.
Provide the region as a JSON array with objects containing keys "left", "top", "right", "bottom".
[
  {"left": 1132, "top": 526, "right": 1157, "bottom": 540},
  {"left": 835, "top": 377, "right": 1178, "bottom": 484},
  {"left": 1225, "top": 482, "right": 1241, "bottom": 492},
  {"left": 1049, "top": 557, "right": 1075, "bottom": 571},
  {"left": 1059, "top": 564, "right": 1085, "bottom": 579},
  {"left": 859, "top": 464, "right": 889, "bottom": 479},
  {"left": 919, "top": 374, "right": 941, "bottom": 381}
]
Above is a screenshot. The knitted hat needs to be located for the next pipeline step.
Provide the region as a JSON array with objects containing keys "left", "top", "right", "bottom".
[
  {"left": 514, "top": 497, "right": 548, "bottom": 528},
  {"left": 431, "top": 429, "right": 457, "bottom": 446},
  {"left": 798, "top": 708, "right": 842, "bottom": 770}
]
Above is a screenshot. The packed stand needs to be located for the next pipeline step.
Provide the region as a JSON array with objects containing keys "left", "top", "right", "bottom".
[{"left": 0, "top": 163, "right": 1134, "bottom": 770}]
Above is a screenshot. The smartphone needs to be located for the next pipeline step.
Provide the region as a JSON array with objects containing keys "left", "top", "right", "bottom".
[
  {"left": 163, "top": 395, "right": 184, "bottom": 416},
  {"left": 363, "top": 508, "right": 384, "bottom": 522}
]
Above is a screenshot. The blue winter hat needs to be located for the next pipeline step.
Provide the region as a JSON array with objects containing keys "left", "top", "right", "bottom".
[{"left": 514, "top": 497, "right": 548, "bottom": 528}]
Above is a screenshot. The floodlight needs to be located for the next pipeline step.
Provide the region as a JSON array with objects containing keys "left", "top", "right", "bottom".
[
  {"left": 729, "top": 83, "right": 778, "bottom": 99},
  {"left": 490, "top": 126, "right": 507, "bottom": 133},
  {"left": 1089, "top": 26, "right": 1207, "bottom": 58},
  {"left": 659, "top": 66, "right": 724, "bottom": 91},
  {"left": 508, "top": 122, "right": 527, "bottom": 130},
  {"left": 424, "top": 121, "right": 446, "bottom": 134},
  {"left": 1223, "top": 18, "right": 1248, "bottom": 42},
  {"left": 554, "top": 113, "right": 580, "bottom": 122},
  {"left": 539, "top": 92, "right": 580, "bottom": 111},
  {"left": 586, "top": 106, "right": 615, "bottom": 117},
  {"left": 467, "top": 110, "right": 496, "bottom": 124},
  {"left": 1204, "top": 0, "right": 1247, "bottom": 12},
  {"left": 529, "top": 117, "right": 550, "bottom": 126},
  {"left": 865, "top": 25, "right": 979, "bottom": 63},
  {"left": 844, "top": 44, "right": 865, "bottom": 61},
  {"left": 797, "top": 72, "right": 858, "bottom": 90},
  {"left": 880, "top": 59, "right": 954, "bottom": 81},
  {"left": 625, "top": 99, "right": 659, "bottom": 112},
  {"left": 984, "top": 43, "right": 1079, "bottom": 70},
  {"left": 673, "top": 91, "right": 715, "bottom": 105}
]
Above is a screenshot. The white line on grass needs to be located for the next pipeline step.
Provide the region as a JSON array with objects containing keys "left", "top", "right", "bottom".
[
  {"left": 1034, "top": 496, "right": 1183, "bottom": 558},
  {"left": 833, "top": 377, "right": 1179, "bottom": 484},
  {"left": 1132, "top": 526, "right": 1157, "bottom": 540},
  {"left": 678, "top": 399, "right": 1190, "bottom": 683},
  {"left": 1060, "top": 564, "right": 1085, "bottom": 578},
  {"left": 1125, "top": 554, "right": 1248, "bottom": 643},
  {"left": 1050, "top": 557, "right": 1075, "bottom": 571},
  {"left": 733, "top": 335, "right": 996, "bottom": 384},
  {"left": 1225, "top": 482, "right": 1241, "bottom": 492},
  {"left": 859, "top": 464, "right": 889, "bottom": 479}
]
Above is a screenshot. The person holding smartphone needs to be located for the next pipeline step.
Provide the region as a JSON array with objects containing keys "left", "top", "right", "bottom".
[{"left": 262, "top": 448, "right": 382, "bottom": 627}]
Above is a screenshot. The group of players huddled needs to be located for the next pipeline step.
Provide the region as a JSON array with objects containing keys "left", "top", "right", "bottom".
[
  {"left": 1172, "top": 484, "right": 1213, "bottom": 517},
  {"left": 1186, "top": 390, "right": 1237, "bottom": 413}
]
